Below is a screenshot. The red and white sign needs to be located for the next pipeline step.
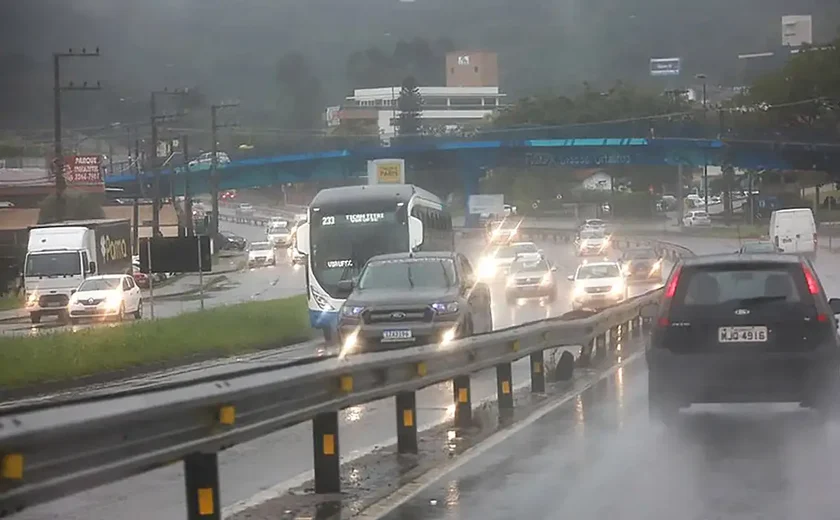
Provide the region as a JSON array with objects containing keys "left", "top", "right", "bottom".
[{"left": 64, "top": 155, "right": 103, "bottom": 185}]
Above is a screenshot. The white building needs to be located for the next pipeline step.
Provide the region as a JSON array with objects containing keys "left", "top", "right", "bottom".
[{"left": 334, "top": 86, "right": 507, "bottom": 138}]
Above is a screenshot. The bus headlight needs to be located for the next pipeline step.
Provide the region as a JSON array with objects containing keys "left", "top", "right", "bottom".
[{"left": 26, "top": 291, "right": 39, "bottom": 307}]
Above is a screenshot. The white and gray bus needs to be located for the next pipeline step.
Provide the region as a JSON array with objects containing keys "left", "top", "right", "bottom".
[{"left": 295, "top": 184, "right": 454, "bottom": 337}]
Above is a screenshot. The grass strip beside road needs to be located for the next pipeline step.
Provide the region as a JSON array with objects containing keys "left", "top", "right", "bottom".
[
  {"left": 0, "top": 295, "right": 313, "bottom": 389},
  {"left": 0, "top": 293, "right": 23, "bottom": 312}
]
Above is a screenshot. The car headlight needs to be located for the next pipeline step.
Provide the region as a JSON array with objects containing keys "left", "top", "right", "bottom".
[
  {"left": 104, "top": 293, "right": 123, "bottom": 310},
  {"left": 506, "top": 276, "right": 516, "bottom": 288},
  {"left": 26, "top": 291, "right": 39, "bottom": 306},
  {"left": 540, "top": 273, "right": 552, "bottom": 286},
  {"left": 572, "top": 285, "right": 585, "bottom": 298},
  {"left": 478, "top": 259, "right": 496, "bottom": 279},
  {"left": 650, "top": 260, "right": 662, "bottom": 273},
  {"left": 431, "top": 301, "right": 459, "bottom": 314},
  {"left": 491, "top": 229, "right": 501, "bottom": 237},
  {"left": 341, "top": 305, "right": 365, "bottom": 318},
  {"left": 610, "top": 281, "right": 625, "bottom": 295}
]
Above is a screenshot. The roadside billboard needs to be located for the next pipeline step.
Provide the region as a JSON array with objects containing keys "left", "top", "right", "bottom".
[
  {"left": 367, "top": 158, "right": 405, "bottom": 185},
  {"left": 650, "top": 57, "right": 681, "bottom": 77},
  {"left": 64, "top": 155, "right": 104, "bottom": 187},
  {"left": 468, "top": 194, "right": 504, "bottom": 215}
]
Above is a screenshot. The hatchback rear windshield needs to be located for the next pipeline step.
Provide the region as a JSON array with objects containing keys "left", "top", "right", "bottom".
[{"left": 674, "top": 263, "right": 809, "bottom": 306}]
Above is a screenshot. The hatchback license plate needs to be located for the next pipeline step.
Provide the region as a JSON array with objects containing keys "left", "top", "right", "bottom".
[
  {"left": 382, "top": 329, "right": 413, "bottom": 342},
  {"left": 718, "top": 326, "right": 768, "bottom": 343}
]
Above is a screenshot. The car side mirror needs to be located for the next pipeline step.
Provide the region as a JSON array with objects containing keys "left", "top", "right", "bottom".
[
  {"left": 640, "top": 302, "right": 659, "bottom": 319},
  {"left": 89, "top": 261, "right": 96, "bottom": 274},
  {"left": 337, "top": 279, "right": 354, "bottom": 293},
  {"left": 566, "top": 275, "right": 574, "bottom": 281},
  {"left": 550, "top": 266, "right": 557, "bottom": 272},
  {"left": 829, "top": 298, "right": 840, "bottom": 315},
  {"left": 70, "top": 289, "right": 76, "bottom": 295}
]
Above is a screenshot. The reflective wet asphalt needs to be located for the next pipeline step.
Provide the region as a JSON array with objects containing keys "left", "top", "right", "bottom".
[{"left": 10, "top": 234, "right": 665, "bottom": 520}]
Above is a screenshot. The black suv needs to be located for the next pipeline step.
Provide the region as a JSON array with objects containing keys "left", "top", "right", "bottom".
[
  {"left": 619, "top": 248, "right": 664, "bottom": 284},
  {"left": 337, "top": 252, "right": 493, "bottom": 353},
  {"left": 644, "top": 254, "right": 840, "bottom": 421}
]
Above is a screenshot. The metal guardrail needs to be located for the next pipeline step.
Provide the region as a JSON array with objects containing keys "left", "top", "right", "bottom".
[{"left": 0, "top": 238, "right": 693, "bottom": 519}]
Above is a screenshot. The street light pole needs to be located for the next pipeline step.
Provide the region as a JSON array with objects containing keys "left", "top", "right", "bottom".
[
  {"left": 209, "top": 101, "right": 239, "bottom": 237},
  {"left": 53, "top": 48, "right": 101, "bottom": 222},
  {"left": 696, "top": 73, "right": 709, "bottom": 214},
  {"left": 148, "top": 88, "right": 189, "bottom": 237}
]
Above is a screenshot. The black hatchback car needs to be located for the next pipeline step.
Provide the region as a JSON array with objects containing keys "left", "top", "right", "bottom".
[
  {"left": 336, "top": 252, "right": 493, "bottom": 353},
  {"left": 644, "top": 254, "right": 840, "bottom": 421}
]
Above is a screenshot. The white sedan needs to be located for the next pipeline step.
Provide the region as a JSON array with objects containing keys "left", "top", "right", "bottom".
[{"left": 68, "top": 274, "right": 143, "bottom": 323}]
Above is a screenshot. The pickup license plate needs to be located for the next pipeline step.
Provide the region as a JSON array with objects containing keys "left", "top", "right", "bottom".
[
  {"left": 382, "top": 329, "right": 413, "bottom": 342},
  {"left": 718, "top": 326, "right": 768, "bottom": 343}
]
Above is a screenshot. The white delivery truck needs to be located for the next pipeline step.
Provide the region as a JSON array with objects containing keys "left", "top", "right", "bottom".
[
  {"left": 769, "top": 208, "right": 817, "bottom": 260},
  {"left": 24, "top": 219, "right": 132, "bottom": 324}
]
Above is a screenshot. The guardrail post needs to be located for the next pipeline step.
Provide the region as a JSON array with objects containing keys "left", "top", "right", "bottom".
[
  {"left": 396, "top": 391, "right": 418, "bottom": 454},
  {"left": 578, "top": 339, "right": 594, "bottom": 367},
  {"left": 453, "top": 375, "right": 472, "bottom": 428},
  {"left": 312, "top": 412, "right": 340, "bottom": 494},
  {"left": 530, "top": 351, "right": 545, "bottom": 393},
  {"left": 610, "top": 325, "right": 621, "bottom": 351},
  {"left": 595, "top": 333, "right": 607, "bottom": 360},
  {"left": 641, "top": 315, "right": 652, "bottom": 334},
  {"left": 184, "top": 452, "right": 221, "bottom": 520},
  {"left": 496, "top": 362, "right": 514, "bottom": 411}
]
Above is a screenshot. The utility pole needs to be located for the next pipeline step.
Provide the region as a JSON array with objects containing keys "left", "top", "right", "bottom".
[
  {"left": 132, "top": 138, "right": 141, "bottom": 254},
  {"left": 695, "top": 73, "right": 709, "bottom": 214},
  {"left": 209, "top": 101, "right": 239, "bottom": 237},
  {"left": 53, "top": 48, "right": 101, "bottom": 222},
  {"left": 149, "top": 88, "right": 189, "bottom": 237},
  {"left": 182, "top": 134, "right": 194, "bottom": 237}
]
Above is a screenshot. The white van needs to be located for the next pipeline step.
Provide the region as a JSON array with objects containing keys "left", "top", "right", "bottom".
[{"left": 769, "top": 208, "right": 817, "bottom": 259}]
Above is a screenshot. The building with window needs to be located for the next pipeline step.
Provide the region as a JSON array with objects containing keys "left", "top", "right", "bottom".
[
  {"left": 337, "top": 85, "right": 506, "bottom": 138},
  {"left": 328, "top": 50, "right": 506, "bottom": 139}
]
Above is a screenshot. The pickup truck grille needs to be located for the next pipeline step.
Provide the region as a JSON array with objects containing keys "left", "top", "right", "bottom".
[{"left": 365, "top": 307, "right": 431, "bottom": 323}]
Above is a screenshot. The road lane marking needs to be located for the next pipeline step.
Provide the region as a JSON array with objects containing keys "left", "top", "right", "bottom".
[{"left": 355, "top": 350, "right": 645, "bottom": 519}]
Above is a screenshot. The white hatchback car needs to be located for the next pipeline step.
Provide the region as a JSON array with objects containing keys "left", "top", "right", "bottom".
[
  {"left": 683, "top": 210, "right": 711, "bottom": 227},
  {"left": 569, "top": 261, "right": 627, "bottom": 310},
  {"left": 68, "top": 274, "right": 142, "bottom": 323}
]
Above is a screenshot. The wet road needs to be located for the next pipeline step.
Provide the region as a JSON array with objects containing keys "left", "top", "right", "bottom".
[
  {"left": 376, "top": 352, "right": 840, "bottom": 520},
  {"left": 11, "top": 238, "right": 666, "bottom": 520},
  {"left": 369, "top": 239, "right": 840, "bottom": 520}
]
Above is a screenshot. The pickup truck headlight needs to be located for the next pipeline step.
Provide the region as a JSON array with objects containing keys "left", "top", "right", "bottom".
[
  {"left": 341, "top": 305, "right": 365, "bottom": 317},
  {"left": 431, "top": 301, "right": 459, "bottom": 314}
]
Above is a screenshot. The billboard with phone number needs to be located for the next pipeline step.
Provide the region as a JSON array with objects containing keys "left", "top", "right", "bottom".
[{"left": 64, "top": 155, "right": 104, "bottom": 186}]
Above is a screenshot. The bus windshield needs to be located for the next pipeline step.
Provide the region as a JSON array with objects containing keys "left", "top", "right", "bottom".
[{"left": 310, "top": 210, "right": 408, "bottom": 296}]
